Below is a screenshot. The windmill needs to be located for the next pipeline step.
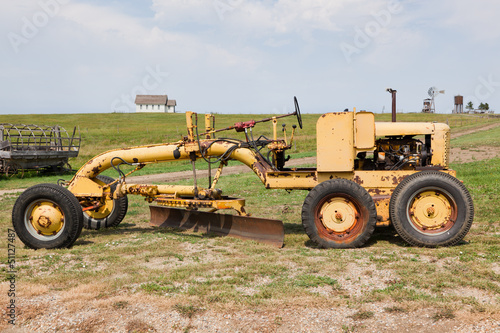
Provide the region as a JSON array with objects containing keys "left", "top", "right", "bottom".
[{"left": 422, "top": 87, "right": 445, "bottom": 113}]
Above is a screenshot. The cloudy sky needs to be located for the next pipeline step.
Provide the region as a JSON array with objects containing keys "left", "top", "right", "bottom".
[{"left": 2, "top": 0, "right": 499, "bottom": 115}]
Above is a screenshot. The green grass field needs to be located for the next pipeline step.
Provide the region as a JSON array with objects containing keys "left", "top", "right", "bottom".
[{"left": 0, "top": 111, "right": 499, "bottom": 332}]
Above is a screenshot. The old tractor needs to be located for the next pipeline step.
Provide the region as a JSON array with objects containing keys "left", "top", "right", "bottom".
[{"left": 12, "top": 98, "right": 474, "bottom": 249}]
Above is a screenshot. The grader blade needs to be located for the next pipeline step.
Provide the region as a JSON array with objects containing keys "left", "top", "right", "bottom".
[{"left": 149, "top": 206, "right": 284, "bottom": 248}]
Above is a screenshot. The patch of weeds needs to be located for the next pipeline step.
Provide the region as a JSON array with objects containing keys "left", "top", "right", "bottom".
[
  {"left": 297, "top": 247, "right": 321, "bottom": 257},
  {"left": 183, "top": 324, "right": 195, "bottom": 333},
  {"left": 125, "top": 319, "right": 156, "bottom": 332},
  {"left": 42, "top": 254, "right": 61, "bottom": 266},
  {"left": 174, "top": 304, "right": 204, "bottom": 319},
  {"left": 342, "top": 325, "right": 356, "bottom": 333},
  {"left": 461, "top": 297, "right": 486, "bottom": 313},
  {"left": 140, "top": 282, "right": 178, "bottom": 294},
  {"left": 293, "top": 274, "right": 340, "bottom": 289},
  {"left": 459, "top": 251, "right": 477, "bottom": 262},
  {"left": 349, "top": 310, "right": 374, "bottom": 320},
  {"left": 113, "top": 300, "right": 129, "bottom": 309},
  {"left": 257, "top": 289, "right": 273, "bottom": 299},
  {"left": 384, "top": 306, "right": 408, "bottom": 313},
  {"left": 432, "top": 308, "right": 455, "bottom": 322}
]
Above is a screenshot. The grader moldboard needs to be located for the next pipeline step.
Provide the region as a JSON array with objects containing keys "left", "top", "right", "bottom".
[{"left": 12, "top": 98, "right": 474, "bottom": 250}]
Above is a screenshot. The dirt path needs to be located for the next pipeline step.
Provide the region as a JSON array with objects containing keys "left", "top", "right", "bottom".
[{"left": 451, "top": 122, "right": 500, "bottom": 139}]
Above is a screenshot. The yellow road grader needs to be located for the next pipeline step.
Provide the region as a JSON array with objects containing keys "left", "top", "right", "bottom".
[{"left": 12, "top": 98, "right": 474, "bottom": 249}]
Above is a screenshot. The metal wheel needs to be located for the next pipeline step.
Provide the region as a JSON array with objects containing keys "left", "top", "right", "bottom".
[
  {"left": 24, "top": 199, "right": 67, "bottom": 240},
  {"left": 390, "top": 171, "right": 474, "bottom": 247},
  {"left": 407, "top": 188, "right": 456, "bottom": 235},
  {"left": 302, "top": 179, "right": 377, "bottom": 248},
  {"left": 5, "top": 163, "right": 23, "bottom": 178},
  {"left": 83, "top": 175, "right": 128, "bottom": 230},
  {"left": 61, "top": 162, "right": 72, "bottom": 173},
  {"left": 12, "top": 184, "right": 83, "bottom": 249}
]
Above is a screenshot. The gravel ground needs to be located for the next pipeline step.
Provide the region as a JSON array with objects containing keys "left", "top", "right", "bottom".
[{"left": 2, "top": 294, "right": 499, "bottom": 333}]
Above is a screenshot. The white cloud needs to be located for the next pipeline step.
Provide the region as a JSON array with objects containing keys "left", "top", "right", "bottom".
[
  {"left": 151, "top": 0, "right": 390, "bottom": 35},
  {"left": 441, "top": 0, "right": 500, "bottom": 41}
]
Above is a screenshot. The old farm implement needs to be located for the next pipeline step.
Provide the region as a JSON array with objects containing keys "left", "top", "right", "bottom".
[
  {"left": 1, "top": 124, "right": 80, "bottom": 176},
  {"left": 12, "top": 97, "right": 474, "bottom": 249}
]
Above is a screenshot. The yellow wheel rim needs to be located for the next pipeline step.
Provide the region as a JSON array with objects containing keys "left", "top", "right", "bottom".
[
  {"left": 319, "top": 197, "right": 358, "bottom": 233},
  {"left": 28, "top": 201, "right": 64, "bottom": 236},
  {"left": 84, "top": 178, "right": 114, "bottom": 219},
  {"left": 408, "top": 190, "right": 455, "bottom": 232},
  {"left": 85, "top": 198, "right": 114, "bottom": 219}
]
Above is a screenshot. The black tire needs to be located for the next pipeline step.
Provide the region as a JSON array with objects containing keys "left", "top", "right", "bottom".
[
  {"left": 302, "top": 179, "right": 377, "bottom": 248},
  {"left": 83, "top": 175, "right": 128, "bottom": 230},
  {"left": 12, "top": 183, "right": 83, "bottom": 249},
  {"left": 389, "top": 171, "right": 474, "bottom": 247}
]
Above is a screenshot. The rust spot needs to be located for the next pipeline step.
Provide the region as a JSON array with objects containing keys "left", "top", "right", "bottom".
[
  {"left": 368, "top": 188, "right": 382, "bottom": 195},
  {"left": 353, "top": 175, "right": 363, "bottom": 185},
  {"left": 392, "top": 176, "right": 405, "bottom": 185},
  {"left": 371, "top": 194, "right": 391, "bottom": 201},
  {"left": 200, "top": 141, "right": 212, "bottom": 149},
  {"left": 37, "top": 216, "right": 51, "bottom": 228}
]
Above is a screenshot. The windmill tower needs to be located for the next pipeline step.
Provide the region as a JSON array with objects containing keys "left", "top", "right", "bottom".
[{"left": 422, "top": 87, "right": 445, "bottom": 113}]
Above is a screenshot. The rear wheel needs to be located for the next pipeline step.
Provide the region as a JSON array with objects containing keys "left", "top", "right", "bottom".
[
  {"left": 5, "top": 162, "right": 23, "bottom": 178},
  {"left": 83, "top": 175, "right": 128, "bottom": 230},
  {"left": 12, "top": 183, "right": 83, "bottom": 249},
  {"left": 389, "top": 171, "right": 474, "bottom": 247},
  {"left": 302, "top": 179, "right": 377, "bottom": 248}
]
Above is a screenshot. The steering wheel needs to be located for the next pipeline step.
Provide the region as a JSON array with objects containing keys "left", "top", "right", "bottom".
[{"left": 294, "top": 96, "right": 303, "bottom": 129}]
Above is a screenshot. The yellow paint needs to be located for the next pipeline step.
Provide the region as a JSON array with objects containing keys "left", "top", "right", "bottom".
[
  {"left": 68, "top": 176, "right": 104, "bottom": 197},
  {"left": 410, "top": 190, "right": 452, "bottom": 230},
  {"left": 84, "top": 178, "right": 114, "bottom": 219},
  {"left": 319, "top": 197, "right": 357, "bottom": 232},
  {"left": 29, "top": 201, "right": 64, "bottom": 236},
  {"left": 354, "top": 112, "right": 375, "bottom": 150},
  {"left": 317, "top": 112, "right": 355, "bottom": 172}
]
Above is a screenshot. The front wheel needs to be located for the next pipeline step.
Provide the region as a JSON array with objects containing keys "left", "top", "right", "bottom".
[
  {"left": 83, "top": 175, "right": 128, "bottom": 230},
  {"left": 12, "top": 184, "right": 84, "bottom": 249},
  {"left": 389, "top": 171, "right": 474, "bottom": 247},
  {"left": 302, "top": 179, "right": 377, "bottom": 248}
]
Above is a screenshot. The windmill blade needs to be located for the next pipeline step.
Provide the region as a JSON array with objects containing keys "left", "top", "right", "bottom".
[{"left": 428, "top": 86, "right": 437, "bottom": 97}]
